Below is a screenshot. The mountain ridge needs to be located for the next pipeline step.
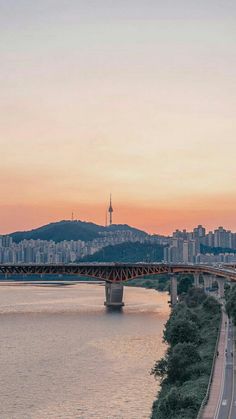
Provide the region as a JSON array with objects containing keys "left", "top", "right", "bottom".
[{"left": 9, "top": 220, "right": 148, "bottom": 243}]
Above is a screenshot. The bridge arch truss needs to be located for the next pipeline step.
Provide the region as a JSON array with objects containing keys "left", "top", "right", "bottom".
[{"left": 0, "top": 264, "right": 236, "bottom": 283}]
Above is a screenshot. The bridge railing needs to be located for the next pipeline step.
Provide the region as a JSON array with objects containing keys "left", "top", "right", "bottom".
[{"left": 196, "top": 308, "right": 223, "bottom": 419}]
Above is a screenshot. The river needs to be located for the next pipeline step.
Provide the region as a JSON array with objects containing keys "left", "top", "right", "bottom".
[{"left": 0, "top": 283, "right": 170, "bottom": 419}]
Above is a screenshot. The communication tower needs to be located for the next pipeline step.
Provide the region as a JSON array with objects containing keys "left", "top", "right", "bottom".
[{"left": 108, "top": 194, "right": 113, "bottom": 226}]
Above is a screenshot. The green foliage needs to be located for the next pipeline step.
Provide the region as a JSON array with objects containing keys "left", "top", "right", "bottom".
[
  {"left": 126, "top": 274, "right": 198, "bottom": 295},
  {"left": 164, "top": 318, "right": 200, "bottom": 346},
  {"left": 151, "top": 288, "right": 221, "bottom": 419},
  {"left": 177, "top": 276, "right": 193, "bottom": 295},
  {"left": 126, "top": 275, "right": 169, "bottom": 292},
  {"left": 153, "top": 385, "right": 201, "bottom": 419},
  {"left": 168, "top": 343, "right": 201, "bottom": 383},
  {"left": 11, "top": 220, "right": 147, "bottom": 243},
  {"left": 225, "top": 285, "right": 236, "bottom": 325},
  {"left": 83, "top": 242, "right": 165, "bottom": 263},
  {"left": 184, "top": 287, "right": 207, "bottom": 308},
  {"left": 202, "top": 296, "right": 221, "bottom": 316},
  {"left": 201, "top": 244, "right": 236, "bottom": 255},
  {"left": 151, "top": 358, "right": 168, "bottom": 382}
]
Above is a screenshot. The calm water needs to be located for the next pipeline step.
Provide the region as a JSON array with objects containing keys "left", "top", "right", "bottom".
[{"left": 0, "top": 283, "right": 170, "bottom": 419}]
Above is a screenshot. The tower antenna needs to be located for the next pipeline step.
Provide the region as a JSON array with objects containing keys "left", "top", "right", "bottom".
[{"left": 108, "top": 194, "right": 113, "bottom": 226}]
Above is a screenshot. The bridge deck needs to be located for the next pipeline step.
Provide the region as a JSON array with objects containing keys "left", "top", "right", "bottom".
[{"left": 0, "top": 264, "right": 236, "bottom": 282}]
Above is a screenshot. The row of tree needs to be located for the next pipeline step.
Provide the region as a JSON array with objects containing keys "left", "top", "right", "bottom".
[
  {"left": 82, "top": 242, "right": 164, "bottom": 262},
  {"left": 151, "top": 287, "right": 221, "bottom": 419},
  {"left": 225, "top": 284, "right": 236, "bottom": 324}
]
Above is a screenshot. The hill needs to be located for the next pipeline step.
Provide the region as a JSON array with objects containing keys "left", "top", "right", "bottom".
[
  {"left": 81, "top": 242, "right": 164, "bottom": 263},
  {"left": 200, "top": 244, "right": 236, "bottom": 255},
  {"left": 10, "top": 220, "right": 148, "bottom": 243}
]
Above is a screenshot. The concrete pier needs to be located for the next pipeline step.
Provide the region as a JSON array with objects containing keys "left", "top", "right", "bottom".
[
  {"left": 217, "top": 278, "right": 225, "bottom": 299},
  {"left": 203, "top": 275, "right": 210, "bottom": 293},
  {"left": 104, "top": 282, "right": 124, "bottom": 308},
  {"left": 208, "top": 275, "right": 213, "bottom": 290},
  {"left": 170, "top": 275, "right": 178, "bottom": 306},
  {"left": 193, "top": 272, "right": 200, "bottom": 287}
]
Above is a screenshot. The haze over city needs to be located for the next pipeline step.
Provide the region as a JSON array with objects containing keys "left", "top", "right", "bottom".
[{"left": 1, "top": 0, "right": 236, "bottom": 234}]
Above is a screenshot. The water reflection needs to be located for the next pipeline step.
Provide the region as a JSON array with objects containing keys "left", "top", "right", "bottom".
[
  {"left": 0, "top": 283, "right": 169, "bottom": 419},
  {"left": 105, "top": 306, "right": 124, "bottom": 314}
]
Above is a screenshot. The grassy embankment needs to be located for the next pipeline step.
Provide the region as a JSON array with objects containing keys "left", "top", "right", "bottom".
[{"left": 151, "top": 287, "right": 221, "bottom": 419}]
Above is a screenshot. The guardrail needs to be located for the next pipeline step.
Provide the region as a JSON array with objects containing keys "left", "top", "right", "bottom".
[{"left": 196, "top": 308, "right": 223, "bottom": 419}]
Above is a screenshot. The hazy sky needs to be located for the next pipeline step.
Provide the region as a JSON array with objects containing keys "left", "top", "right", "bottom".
[{"left": 0, "top": 1, "right": 236, "bottom": 234}]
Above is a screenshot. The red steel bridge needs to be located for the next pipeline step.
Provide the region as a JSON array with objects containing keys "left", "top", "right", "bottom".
[
  {"left": 0, "top": 263, "right": 235, "bottom": 307},
  {"left": 0, "top": 263, "right": 235, "bottom": 282}
]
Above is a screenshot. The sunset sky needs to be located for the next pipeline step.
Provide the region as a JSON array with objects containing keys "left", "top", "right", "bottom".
[{"left": 1, "top": 1, "right": 236, "bottom": 235}]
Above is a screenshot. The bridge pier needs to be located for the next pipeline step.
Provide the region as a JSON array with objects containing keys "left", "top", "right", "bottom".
[
  {"left": 170, "top": 275, "right": 178, "bottom": 306},
  {"left": 208, "top": 275, "right": 213, "bottom": 290},
  {"left": 104, "top": 282, "right": 124, "bottom": 308},
  {"left": 193, "top": 272, "right": 200, "bottom": 287},
  {"left": 203, "top": 275, "right": 212, "bottom": 293},
  {"left": 228, "top": 281, "right": 234, "bottom": 290},
  {"left": 217, "top": 278, "right": 225, "bottom": 299}
]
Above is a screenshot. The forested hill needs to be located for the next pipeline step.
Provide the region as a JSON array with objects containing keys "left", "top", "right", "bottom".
[
  {"left": 200, "top": 244, "right": 236, "bottom": 254},
  {"left": 10, "top": 220, "right": 148, "bottom": 243},
  {"left": 81, "top": 242, "right": 165, "bottom": 263}
]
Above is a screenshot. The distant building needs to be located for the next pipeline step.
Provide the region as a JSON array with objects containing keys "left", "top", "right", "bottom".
[
  {"left": 1, "top": 223, "right": 236, "bottom": 265},
  {"left": 193, "top": 225, "right": 206, "bottom": 239}
]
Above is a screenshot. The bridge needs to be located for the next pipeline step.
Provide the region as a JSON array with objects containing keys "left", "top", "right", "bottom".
[{"left": 1, "top": 263, "right": 236, "bottom": 307}]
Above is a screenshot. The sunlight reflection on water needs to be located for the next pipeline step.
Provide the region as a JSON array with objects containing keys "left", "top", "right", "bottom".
[{"left": 0, "top": 284, "right": 170, "bottom": 419}]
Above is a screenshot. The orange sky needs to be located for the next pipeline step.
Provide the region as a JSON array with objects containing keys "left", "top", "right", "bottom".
[
  {"left": 0, "top": 1, "right": 236, "bottom": 235},
  {"left": 1, "top": 196, "right": 236, "bottom": 236}
]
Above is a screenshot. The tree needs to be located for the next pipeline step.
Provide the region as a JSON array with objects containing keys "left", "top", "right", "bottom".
[
  {"left": 151, "top": 286, "right": 222, "bottom": 419},
  {"left": 170, "top": 303, "right": 200, "bottom": 325},
  {"left": 152, "top": 342, "right": 201, "bottom": 385},
  {"left": 154, "top": 387, "right": 182, "bottom": 418},
  {"left": 164, "top": 318, "right": 200, "bottom": 346},
  {"left": 226, "top": 286, "right": 236, "bottom": 324},
  {"left": 152, "top": 386, "right": 200, "bottom": 419},
  {"left": 167, "top": 343, "right": 201, "bottom": 383},
  {"left": 151, "top": 358, "right": 168, "bottom": 382},
  {"left": 202, "top": 296, "right": 220, "bottom": 315},
  {"left": 184, "top": 287, "right": 207, "bottom": 308},
  {"left": 178, "top": 276, "right": 193, "bottom": 295}
]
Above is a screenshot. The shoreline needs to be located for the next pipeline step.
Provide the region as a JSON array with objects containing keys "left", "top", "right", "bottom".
[
  {"left": 0, "top": 280, "right": 105, "bottom": 286},
  {"left": 151, "top": 288, "right": 221, "bottom": 419}
]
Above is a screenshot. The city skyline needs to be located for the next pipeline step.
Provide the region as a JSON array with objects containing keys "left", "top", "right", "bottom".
[
  {"left": 2, "top": 222, "right": 236, "bottom": 265},
  {"left": 1, "top": 1, "right": 236, "bottom": 235},
  {"left": 3, "top": 217, "right": 236, "bottom": 241}
]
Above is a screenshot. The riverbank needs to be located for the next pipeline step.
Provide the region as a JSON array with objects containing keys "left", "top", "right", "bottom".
[
  {"left": 0, "top": 280, "right": 104, "bottom": 286},
  {"left": 125, "top": 276, "right": 170, "bottom": 292},
  {"left": 151, "top": 288, "right": 221, "bottom": 419}
]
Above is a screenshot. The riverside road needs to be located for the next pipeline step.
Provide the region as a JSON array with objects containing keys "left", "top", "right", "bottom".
[{"left": 217, "top": 320, "right": 235, "bottom": 419}]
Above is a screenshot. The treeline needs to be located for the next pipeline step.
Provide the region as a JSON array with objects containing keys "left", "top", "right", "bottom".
[
  {"left": 151, "top": 288, "right": 221, "bottom": 419},
  {"left": 11, "top": 220, "right": 147, "bottom": 243},
  {"left": 226, "top": 284, "right": 236, "bottom": 324},
  {"left": 126, "top": 274, "right": 194, "bottom": 293},
  {"left": 200, "top": 244, "right": 236, "bottom": 255},
  {"left": 126, "top": 275, "right": 169, "bottom": 292},
  {"left": 81, "top": 242, "right": 164, "bottom": 263}
]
